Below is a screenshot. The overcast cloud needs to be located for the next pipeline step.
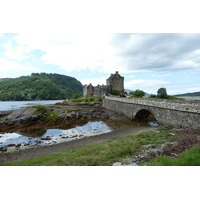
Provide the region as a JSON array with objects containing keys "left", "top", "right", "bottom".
[
  {"left": 110, "top": 33, "right": 200, "bottom": 72},
  {"left": 0, "top": 33, "right": 200, "bottom": 95}
]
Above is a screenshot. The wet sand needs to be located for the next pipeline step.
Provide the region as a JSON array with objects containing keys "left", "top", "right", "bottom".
[{"left": 0, "top": 126, "right": 155, "bottom": 164}]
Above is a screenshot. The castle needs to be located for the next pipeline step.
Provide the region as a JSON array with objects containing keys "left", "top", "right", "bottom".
[{"left": 83, "top": 71, "right": 124, "bottom": 98}]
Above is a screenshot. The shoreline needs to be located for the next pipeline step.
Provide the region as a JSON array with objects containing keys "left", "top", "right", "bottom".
[{"left": 0, "top": 126, "right": 155, "bottom": 164}]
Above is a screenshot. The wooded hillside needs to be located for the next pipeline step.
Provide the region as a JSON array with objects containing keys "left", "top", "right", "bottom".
[
  {"left": 0, "top": 73, "right": 83, "bottom": 101},
  {"left": 175, "top": 91, "right": 200, "bottom": 97}
]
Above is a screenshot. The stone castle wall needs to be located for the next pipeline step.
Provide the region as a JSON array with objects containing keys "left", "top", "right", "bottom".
[{"left": 84, "top": 71, "right": 124, "bottom": 98}]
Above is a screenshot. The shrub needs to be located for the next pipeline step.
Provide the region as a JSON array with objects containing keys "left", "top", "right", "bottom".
[
  {"left": 32, "top": 105, "right": 48, "bottom": 114},
  {"left": 130, "top": 89, "right": 145, "bottom": 98},
  {"left": 110, "top": 89, "right": 122, "bottom": 96}
]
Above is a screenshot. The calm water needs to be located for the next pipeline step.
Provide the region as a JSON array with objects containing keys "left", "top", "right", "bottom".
[
  {"left": 184, "top": 97, "right": 200, "bottom": 100},
  {"left": 0, "top": 121, "right": 111, "bottom": 152},
  {"left": 0, "top": 100, "right": 63, "bottom": 111}
]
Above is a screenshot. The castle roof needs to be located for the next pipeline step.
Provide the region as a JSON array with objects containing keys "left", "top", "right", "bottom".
[{"left": 107, "top": 71, "right": 124, "bottom": 80}]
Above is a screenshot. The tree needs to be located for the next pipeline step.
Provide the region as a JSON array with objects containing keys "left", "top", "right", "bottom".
[
  {"left": 130, "top": 89, "right": 145, "bottom": 98},
  {"left": 72, "top": 94, "right": 81, "bottom": 99},
  {"left": 110, "top": 89, "right": 122, "bottom": 96},
  {"left": 157, "top": 87, "right": 167, "bottom": 98}
]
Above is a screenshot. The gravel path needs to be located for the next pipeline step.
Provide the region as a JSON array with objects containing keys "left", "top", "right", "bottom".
[{"left": 0, "top": 126, "right": 155, "bottom": 164}]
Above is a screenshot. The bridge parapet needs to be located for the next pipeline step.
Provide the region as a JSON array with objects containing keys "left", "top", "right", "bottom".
[{"left": 104, "top": 96, "right": 200, "bottom": 113}]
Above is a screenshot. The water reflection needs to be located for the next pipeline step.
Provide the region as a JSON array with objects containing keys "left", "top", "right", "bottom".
[
  {"left": 19, "top": 129, "right": 46, "bottom": 137},
  {"left": 0, "top": 121, "right": 111, "bottom": 152}
]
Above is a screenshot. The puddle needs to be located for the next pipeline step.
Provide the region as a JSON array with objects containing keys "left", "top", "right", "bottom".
[
  {"left": 0, "top": 121, "right": 111, "bottom": 152},
  {"left": 148, "top": 121, "right": 160, "bottom": 127}
]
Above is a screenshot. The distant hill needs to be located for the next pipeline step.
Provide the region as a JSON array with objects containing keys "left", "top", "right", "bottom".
[
  {"left": 174, "top": 91, "right": 200, "bottom": 97},
  {"left": 0, "top": 73, "right": 83, "bottom": 101}
]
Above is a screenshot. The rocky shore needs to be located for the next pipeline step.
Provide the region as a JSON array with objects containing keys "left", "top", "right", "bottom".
[
  {"left": 0, "top": 101, "right": 142, "bottom": 155},
  {"left": 113, "top": 128, "right": 200, "bottom": 166},
  {"left": 1, "top": 101, "right": 199, "bottom": 165},
  {"left": 0, "top": 126, "right": 155, "bottom": 164}
]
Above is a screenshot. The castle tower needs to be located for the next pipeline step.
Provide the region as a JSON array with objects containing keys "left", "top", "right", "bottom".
[
  {"left": 83, "top": 83, "right": 94, "bottom": 96},
  {"left": 83, "top": 71, "right": 124, "bottom": 97},
  {"left": 106, "top": 71, "right": 124, "bottom": 91}
]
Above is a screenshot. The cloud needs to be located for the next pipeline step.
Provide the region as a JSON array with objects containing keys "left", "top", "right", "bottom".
[
  {"left": 110, "top": 33, "right": 200, "bottom": 72},
  {"left": 80, "top": 77, "right": 107, "bottom": 86},
  {"left": 6, "top": 33, "right": 200, "bottom": 74},
  {"left": 3, "top": 40, "right": 30, "bottom": 61},
  {"left": 11, "top": 33, "right": 118, "bottom": 73},
  {"left": 125, "top": 79, "right": 171, "bottom": 89},
  {"left": 0, "top": 58, "right": 38, "bottom": 72},
  {"left": 151, "top": 74, "right": 171, "bottom": 78}
]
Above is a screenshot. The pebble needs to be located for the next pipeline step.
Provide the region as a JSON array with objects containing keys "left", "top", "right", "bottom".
[{"left": 112, "top": 162, "right": 138, "bottom": 166}]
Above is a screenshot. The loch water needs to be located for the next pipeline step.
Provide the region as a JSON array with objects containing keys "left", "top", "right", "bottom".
[
  {"left": 0, "top": 121, "right": 111, "bottom": 153},
  {"left": 0, "top": 100, "right": 63, "bottom": 112}
]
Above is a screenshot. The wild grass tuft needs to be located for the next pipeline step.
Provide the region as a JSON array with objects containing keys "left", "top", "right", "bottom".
[
  {"left": 142, "top": 145, "right": 200, "bottom": 166},
  {"left": 32, "top": 105, "right": 48, "bottom": 114}
]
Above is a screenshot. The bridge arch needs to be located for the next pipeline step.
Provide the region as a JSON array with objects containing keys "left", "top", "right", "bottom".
[{"left": 134, "top": 109, "right": 156, "bottom": 122}]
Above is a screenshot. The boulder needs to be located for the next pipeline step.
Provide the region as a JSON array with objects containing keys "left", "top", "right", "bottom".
[
  {"left": 41, "top": 136, "right": 51, "bottom": 140},
  {"left": 0, "top": 146, "right": 7, "bottom": 151},
  {"left": 1, "top": 107, "right": 43, "bottom": 125},
  {"left": 7, "top": 144, "right": 16, "bottom": 147}
]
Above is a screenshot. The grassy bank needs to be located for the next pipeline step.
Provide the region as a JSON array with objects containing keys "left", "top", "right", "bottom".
[
  {"left": 0, "top": 126, "right": 178, "bottom": 166},
  {"left": 69, "top": 96, "right": 102, "bottom": 103},
  {"left": 142, "top": 145, "right": 200, "bottom": 166}
]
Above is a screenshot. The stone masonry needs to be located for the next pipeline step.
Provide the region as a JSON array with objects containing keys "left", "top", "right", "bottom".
[
  {"left": 103, "top": 96, "right": 200, "bottom": 129},
  {"left": 83, "top": 71, "right": 124, "bottom": 98}
]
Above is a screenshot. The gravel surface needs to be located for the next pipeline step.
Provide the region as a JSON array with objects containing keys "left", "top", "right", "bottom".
[{"left": 0, "top": 126, "right": 155, "bottom": 164}]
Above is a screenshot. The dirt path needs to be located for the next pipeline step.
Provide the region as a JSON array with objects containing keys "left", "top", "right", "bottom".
[{"left": 0, "top": 126, "right": 155, "bottom": 164}]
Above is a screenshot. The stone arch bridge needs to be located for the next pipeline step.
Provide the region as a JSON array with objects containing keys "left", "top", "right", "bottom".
[{"left": 103, "top": 96, "right": 200, "bottom": 129}]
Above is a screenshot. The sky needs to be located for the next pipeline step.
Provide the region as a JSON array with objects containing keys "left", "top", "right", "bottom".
[
  {"left": 1, "top": 0, "right": 200, "bottom": 96},
  {"left": 1, "top": 33, "right": 200, "bottom": 95}
]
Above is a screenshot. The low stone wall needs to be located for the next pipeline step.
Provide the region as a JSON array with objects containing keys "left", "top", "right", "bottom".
[
  {"left": 103, "top": 96, "right": 200, "bottom": 129},
  {"left": 104, "top": 96, "right": 200, "bottom": 113}
]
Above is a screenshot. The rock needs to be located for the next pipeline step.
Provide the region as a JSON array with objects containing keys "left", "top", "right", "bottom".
[
  {"left": 41, "top": 136, "right": 51, "bottom": 140},
  {"left": 15, "top": 143, "right": 21, "bottom": 147},
  {"left": 0, "top": 146, "right": 7, "bottom": 151},
  {"left": 61, "top": 136, "right": 69, "bottom": 139},
  {"left": 113, "top": 162, "right": 123, "bottom": 166},
  {"left": 1, "top": 107, "right": 43, "bottom": 125},
  {"left": 7, "top": 144, "right": 16, "bottom": 147},
  {"left": 128, "top": 163, "right": 138, "bottom": 166}
]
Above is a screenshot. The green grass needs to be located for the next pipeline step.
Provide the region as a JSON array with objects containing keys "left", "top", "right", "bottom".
[
  {"left": 40, "top": 111, "right": 59, "bottom": 122},
  {"left": 148, "top": 95, "right": 184, "bottom": 100},
  {"left": 32, "top": 105, "right": 48, "bottom": 114},
  {"left": 0, "top": 126, "right": 177, "bottom": 166},
  {"left": 31, "top": 105, "right": 59, "bottom": 122},
  {"left": 142, "top": 145, "right": 200, "bottom": 166},
  {"left": 68, "top": 97, "right": 102, "bottom": 103}
]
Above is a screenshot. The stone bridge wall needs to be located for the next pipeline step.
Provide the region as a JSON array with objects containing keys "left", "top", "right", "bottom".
[{"left": 103, "top": 96, "right": 200, "bottom": 129}]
